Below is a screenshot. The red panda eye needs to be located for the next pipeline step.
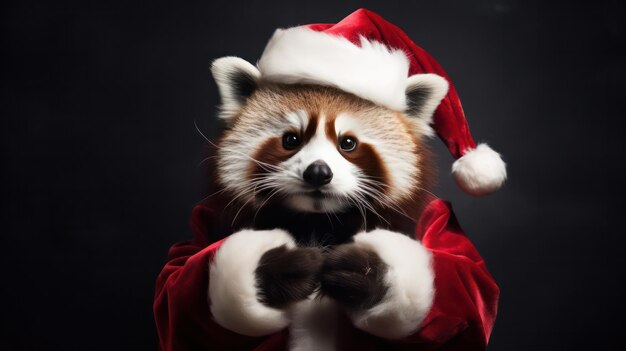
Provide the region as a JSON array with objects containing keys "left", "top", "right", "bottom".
[
  {"left": 339, "top": 136, "right": 358, "bottom": 152},
  {"left": 282, "top": 132, "right": 301, "bottom": 150}
]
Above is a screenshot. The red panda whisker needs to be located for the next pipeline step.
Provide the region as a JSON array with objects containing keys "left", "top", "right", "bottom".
[
  {"left": 355, "top": 200, "right": 371, "bottom": 229},
  {"left": 355, "top": 183, "right": 418, "bottom": 223},
  {"left": 249, "top": 177, "right": 292, "bottom": 202},
  {"left": 253, "top": 188, "right": 282, "bottom": 223},
  {"left": 353, "top": 190, "right": 390, "bottom": 226},
  {"left": 330, "top": 209, "right": 343, "bottom": 225},
  {"left": 357, "top": 177, "right": 406, "bottom": 204},
  {"left": 249, "top": 169, "right": 300, "bottom": 180},
  {"left": 226, "top": 186, "right": 264, "bottom": 221},
  {"left": 251, "top": 184, "right": 280, "bottom": 197},
  {"left": 323, "top": 209, "right": 335, "bottom": 230},
  {"left": 282, "top": 172, "right": 304, "bottom": 181},
  {"left": 353, "top": 186, "right": 391, "bottom": 220},
  {"left": 250, "top": 172, "right": 281, "bottom": 178},
  {"left": 418, "top": 187, "right": 438, "bottom": 200},
  {"left": 355, "top": 187, "right": 386, "bottom": 206},
  {"left": 358, "top": 180, "right": 393, "bottom": 199},
  {"left": 248, "top": 184, "right": 275, "bottom": 199},
  {"left": 223, "top": 188, "right": 253, "bottom": 210},
  {"left": 249, "top": 177, "right": 284, "bottom": 191},
  {"left": 355, "top": 178, "right": 388, "bottom": 198},
  {"left": 197, "top": 188, "right": 228, "bottom": 203},
  {"left": 198, "top": 155, "right": 219, "bottom": 167},
  {"left": 358, "top": 177, "right": 390, "bottom": 189},
  {"left": 235, "top": 178, "right": 281, "bottom": 219},
  {"left": 222, "top": 177, "right": 270, "bottom": 209},
  {"left": 193, "top": 119, "right": 212, "bottom": 143},
  {"left": 249, "top": 175, "right": 278, "bottom": 185},
  {"left": 347, "top": 196, "right": 367, "bottom": 230},
  {"left": 231, "top": 196, "right": 254, "bottom": 227},
  {"left": 378, "top": 198, "right": 416, "bottom": 221},
  {"left": 379, "top": 197, "right": 420, "bottom": 223},
  {"left": 357, "top": 188, "right": 386, "bottom": 201},
  {"left": 329, "top": 193, "right": 359, "bottom": 218},
  {"left": 347, "top": 191, "right": 376, "bottom": 229},
  {"left": 358, "top": 184, "right": 396, "bottom": 207},
  {"left": 375, "top": 197, "right": 419, "bottom": 223},
  {"left": 226, "top": 155, "right": 283, "bottom": 173}
]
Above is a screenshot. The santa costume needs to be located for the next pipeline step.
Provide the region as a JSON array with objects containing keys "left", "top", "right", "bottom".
[{"left": 154, "top": 8, "right": 505, "bottom": 351}]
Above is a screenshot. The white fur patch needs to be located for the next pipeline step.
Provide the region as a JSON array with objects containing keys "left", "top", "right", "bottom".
[
  {"left": 281, "top": 114, "right": 360, "bottom": 213},
  {"left": 286, "top": 109, "right": 309, "bottom": 131},
  {"left": 208, "top": 229, "right": 295, "bottom": 336},
  {"left": 210, "top": 56, "right": 261, "bottom": 122},
  {"left": 350, "top": 230, "right": 434, "bottom": 339},
  {"left": 258, "top": 27, "right": 410, "bottom": 111},
  {"left": 452, "top": 143, "right": 507, "bottom": 196}
]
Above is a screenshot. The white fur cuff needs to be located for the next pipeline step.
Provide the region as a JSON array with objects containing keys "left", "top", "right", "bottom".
[
  {"left": 209, "top": 229, "right": 296, "bottom": 336},
  {"left": 258, "top": 27, "right": 410, "bottom": 111},
  {"left": 350, "top": 230, "right": 434, "bottom": 339}
]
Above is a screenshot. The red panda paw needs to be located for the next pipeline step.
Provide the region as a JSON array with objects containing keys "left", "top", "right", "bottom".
[
  {"left": 255, "top": 245, "right": 323, "bottom": 309},
  {"left": 320, "top": 244, "right": 389, "bottom": 310}
]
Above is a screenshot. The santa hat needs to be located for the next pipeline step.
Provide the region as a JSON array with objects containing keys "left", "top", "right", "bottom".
[{"left": 218, "top": 9, "right": 507, "bottom": 196}]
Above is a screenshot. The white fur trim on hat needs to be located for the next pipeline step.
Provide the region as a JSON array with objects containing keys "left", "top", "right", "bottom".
[
  {"left": 349, "top": 230, "right": 434, "bottom": 339},
  {"left": 257, "top": 27, "right": 410, "bottom": 111},
  {"left": 208, "top": 229, "right": 296, "bottom": 336},
  {"left": 452, "top": 143, "right": 507, "bottom": 196}
]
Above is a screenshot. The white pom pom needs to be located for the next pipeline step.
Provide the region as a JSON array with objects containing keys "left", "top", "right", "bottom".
[{"left": 452, "top": 144, "right": 507, "bottom": 196}]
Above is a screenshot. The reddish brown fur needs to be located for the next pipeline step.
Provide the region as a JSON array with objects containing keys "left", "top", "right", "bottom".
[
  {"left": 303, "top": 114, "right": 319, "bottom": 142},
  {"left": 250, "top": 137, "right": 295, "bottom": 173},
  {"left": 342, "top": 142, "right": 389, "bottom": 187}
]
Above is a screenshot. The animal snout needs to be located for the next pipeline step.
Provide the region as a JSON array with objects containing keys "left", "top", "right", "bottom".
[{"left": 303, "top": 160, "right": 333, "bottom": 188}]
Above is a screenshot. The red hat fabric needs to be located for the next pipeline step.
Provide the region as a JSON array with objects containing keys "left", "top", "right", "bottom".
[{"left": 257, "top": 8, "right": 507, "bottom": 196}]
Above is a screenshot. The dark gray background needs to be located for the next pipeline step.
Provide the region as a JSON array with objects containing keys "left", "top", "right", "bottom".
[{"left": 2, "top": 0, "right": 624, "bottom": 350}]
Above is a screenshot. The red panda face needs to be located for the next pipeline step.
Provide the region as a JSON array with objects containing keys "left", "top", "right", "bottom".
[
  {"left": 216, "top": 84, "right": 430, "bottom": 214},
  {"left": 210, "top": 57, "right": 448, "bottom": 217}
]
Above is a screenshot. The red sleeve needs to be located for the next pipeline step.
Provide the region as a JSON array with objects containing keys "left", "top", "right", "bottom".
[
  {"left": 153, "top": 204, "right": 288, "bottom": 351},
  {"left": 402, "top": 199, "right": 500, "bottom": 350}
]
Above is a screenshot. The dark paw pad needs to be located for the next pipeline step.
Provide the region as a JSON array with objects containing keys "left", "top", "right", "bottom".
[
  {"left": 255, "top": 245, "right": 323, "bottom": 308},
  {"left": 320, "top": 244, "right": 388, "bottom": 310}
]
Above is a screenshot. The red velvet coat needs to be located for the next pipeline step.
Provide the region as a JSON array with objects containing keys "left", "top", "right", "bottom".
[{"left": 154, "top": 199, "right": 499, "bottom": 350}]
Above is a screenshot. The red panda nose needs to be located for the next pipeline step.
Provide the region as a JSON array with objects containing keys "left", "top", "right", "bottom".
[{"left": 303, "top": 160, "right": 333, "bottom": 188}]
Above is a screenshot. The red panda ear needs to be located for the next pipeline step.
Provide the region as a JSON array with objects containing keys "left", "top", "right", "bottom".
[
  {"left": 405, "top": 74, "right": 449, "bottom": 132},
  {"left": 211, "top": 57, "right": 261, "bottom": 123}
]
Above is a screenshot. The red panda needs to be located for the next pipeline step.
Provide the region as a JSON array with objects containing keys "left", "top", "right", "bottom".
[
  {"left": 203, "top": 56, "right": 447, "bottom": 349},
  {"left": 154, "top": 10, "right": 504, "bottom": 350}
]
